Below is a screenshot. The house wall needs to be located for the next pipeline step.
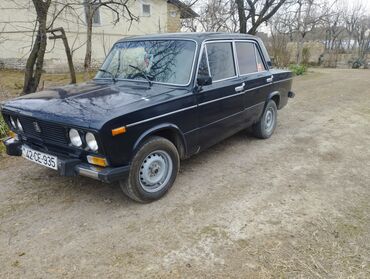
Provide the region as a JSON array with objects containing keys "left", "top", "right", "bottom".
[
  {"left": 167, "top": 3, "right": 181, "bottom": 33},
  {"left": 0, "top": 0, "right": 182, "bottom": 72}
]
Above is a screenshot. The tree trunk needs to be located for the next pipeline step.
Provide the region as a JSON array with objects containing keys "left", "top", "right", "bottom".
[
  {"left": 23, "top": 1, "right": 50, "bottom": 94},
  {"left": 236, "top": 0, "right": 247, "bottom": 34},
  {"left": 84, "top": 5, "right": 93, "bottom": 80},
  {"left": 48, "top": 27, "right": 76, "bottom": 84},
  {"left": 296, "top": 35, "right": 304, "bottom": 64},
  {"left": 248, "top": 25, "right": 258, "bottom": 35}
]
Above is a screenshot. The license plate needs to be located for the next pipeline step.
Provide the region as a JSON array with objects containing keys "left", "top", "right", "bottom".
[{"left": 22, "top": 146, "right": 58, "bottom": 170}]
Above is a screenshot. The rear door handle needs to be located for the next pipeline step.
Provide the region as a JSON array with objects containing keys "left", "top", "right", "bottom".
[
  {"left": 235, "top": 82, "right": 245, "bottom": 92},
  {"left": 266, "top": 76, "right": 274, "bottom": 83}
]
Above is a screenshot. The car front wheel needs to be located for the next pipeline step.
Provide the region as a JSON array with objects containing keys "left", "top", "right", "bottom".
[{"left": 120, "top": 136, "right": 180, "bottom": 203}]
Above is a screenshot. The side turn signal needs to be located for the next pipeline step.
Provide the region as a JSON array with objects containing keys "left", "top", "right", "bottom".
[{"left": 112, "top": 126, "right": 126, "bottom": 136}]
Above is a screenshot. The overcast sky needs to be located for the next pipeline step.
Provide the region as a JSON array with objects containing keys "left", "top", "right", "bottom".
[{"left": 339, "top": 0, "right": 370, "bottom": 13}]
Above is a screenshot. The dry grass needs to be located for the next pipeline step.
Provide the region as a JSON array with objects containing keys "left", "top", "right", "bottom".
[{"left": 0, "top": 70, "right": 95, "bottom": 102}]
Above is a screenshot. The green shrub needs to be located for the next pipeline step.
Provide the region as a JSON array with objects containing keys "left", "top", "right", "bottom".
[
  {"left": 0, "top": 115, "right": 8, "bottom": 154},
  {"left": 289, "top": 64, "right": 307, "bottom": 76},
  {"left": 0, "top": 114, "right": 8, "bottom": 139},
  {"left": 351, "top": 58, "right": 363, "bottom": 69}
]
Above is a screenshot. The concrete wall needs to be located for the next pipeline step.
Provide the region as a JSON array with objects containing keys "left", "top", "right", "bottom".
[
  {"left": 287, "top": 41, "right": 325, "bottom": 64},
  {"left": 0, "top": 0, "right": 183, "bottom": 72}
]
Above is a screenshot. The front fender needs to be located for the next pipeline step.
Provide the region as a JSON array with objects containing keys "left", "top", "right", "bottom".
[{"left": 132, "top": 123, "right": 187, "bottom": 155}]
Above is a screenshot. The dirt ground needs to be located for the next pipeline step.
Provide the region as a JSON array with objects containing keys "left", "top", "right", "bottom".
[{"left": 0, "top": 68, "right": 369, "bottom": 278}]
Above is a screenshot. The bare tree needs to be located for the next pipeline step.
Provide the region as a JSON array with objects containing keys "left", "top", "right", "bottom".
[
  {"left": 321, "top": 3, "right": 346, "bottom": 67},
  {"left": 269, "top": 18, "right": 292, "bottom": 67},
  {"left": 235, "top": 0, "right": 288, "bottom": 35},
  {"left": 182, "top": 0, "right": 240, "bottom": 33},
  {"left": 343, "top": 2, "right": 364, "bottom": 51},
  {"left": 22, "top": 0, "right": 52, "bottom": 94},
  {"left": 353, "top": 16, "right": 370, "bottom": 68},
  {"left": 323, "top": 6, "right": 345, "bottom": 51},
  {"left": 277, "top": 0, "right": 332, "bottom": 64},
  {"left": 83, "top": 0, "right": 138, "bottom": 77},
  {"left": 48, "top": 27, "right": 76, "bottom": 83}
]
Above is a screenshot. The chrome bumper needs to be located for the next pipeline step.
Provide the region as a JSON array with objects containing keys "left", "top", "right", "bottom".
[{"left": 3, "top": 137, "right": 130, "bottom": 183}]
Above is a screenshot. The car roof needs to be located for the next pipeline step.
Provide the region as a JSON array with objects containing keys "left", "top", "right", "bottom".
[
  {"left": 114, "top": 32, "right": 272, "bottom": 67},
  {"left": 116, "top": 32, "right": 259, "bottom": 43}
]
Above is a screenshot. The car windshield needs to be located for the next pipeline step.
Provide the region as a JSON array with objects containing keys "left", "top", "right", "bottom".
[{"left": 95, "top": 40, "right": 196, "bottom": 85}]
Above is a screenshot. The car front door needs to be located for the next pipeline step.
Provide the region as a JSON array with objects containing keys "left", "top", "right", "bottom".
[{"left": 196, "top": 41, "right": 245, "bottom": 149}]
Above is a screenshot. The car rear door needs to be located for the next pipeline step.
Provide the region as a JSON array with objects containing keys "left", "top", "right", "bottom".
[
  {"left": 196, "top": 40, "right": 245, "bottom": 149},
  {"left": 234, "top": 40, "right": 273, "bottom": 126}
]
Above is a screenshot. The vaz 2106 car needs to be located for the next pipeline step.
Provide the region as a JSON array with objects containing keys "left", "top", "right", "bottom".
[{"left": 1, "top": 33, "right": 295, "bottom": 203}]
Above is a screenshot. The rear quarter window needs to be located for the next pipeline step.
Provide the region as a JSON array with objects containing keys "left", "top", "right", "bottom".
[{"left": 235, "top": 42, "right": 258, "bottom": 75}]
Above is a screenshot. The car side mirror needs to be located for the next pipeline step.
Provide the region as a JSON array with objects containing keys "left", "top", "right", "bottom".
[{"left": 197, "top": 75, "right": 212, "bottom": 86}]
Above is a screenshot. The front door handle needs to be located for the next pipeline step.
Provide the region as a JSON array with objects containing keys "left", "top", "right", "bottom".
[
  {"left": 266, "top": 76, "right": 274, "bottom": 83},
  {"left": 235, "top": 82, "right": 245, "bottom": 92}
]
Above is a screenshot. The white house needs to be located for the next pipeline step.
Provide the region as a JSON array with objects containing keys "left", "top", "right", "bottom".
[{"left": 0, "top": 0, "right": 198, "bottom": 72}]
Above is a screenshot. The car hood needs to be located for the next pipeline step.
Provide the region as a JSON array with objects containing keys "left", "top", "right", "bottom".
[{"left": 1, "top": 81, "right": 179, "bottom": 129}]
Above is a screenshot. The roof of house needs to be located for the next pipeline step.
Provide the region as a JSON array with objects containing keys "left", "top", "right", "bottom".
[{"left": 168, "top": 0, "right": 199, "bottom": 18}]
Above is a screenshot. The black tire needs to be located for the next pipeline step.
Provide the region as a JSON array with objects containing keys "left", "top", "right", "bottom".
[
  {"left": 120, "top": 136, "right": 180, "bottom": 203},
  {"left": 252, "top": 100, "right": 277, "bottom": 139}
]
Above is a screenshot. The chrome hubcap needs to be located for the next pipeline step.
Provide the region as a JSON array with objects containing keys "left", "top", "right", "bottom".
[
  {"left": 264, "top": 108, "right": 275, "bottom": 133},
  {"left": 139, "top": 150, "right": 173, "bottom": 192}
]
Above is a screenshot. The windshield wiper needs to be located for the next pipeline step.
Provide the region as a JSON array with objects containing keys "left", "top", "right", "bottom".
[
  {"left": 129, "top": 64, "right": 153, "bottom": 87},
  {"left": 98, "top": 68, "right": 116, "bottom": 82}
]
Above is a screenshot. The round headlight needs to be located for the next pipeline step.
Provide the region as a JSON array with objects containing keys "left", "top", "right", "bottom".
[
  {"left": 17, "top": 119, "right": 23, "bottom": 132},
  {"left": 69, "top": 129, "right": 82, "bottom": 147},
  {"left": 10, "top": 117, "right": 16, "bottom": 129},
  {"left": 86, "top": 132, "right": 98, "bottom": 151}
]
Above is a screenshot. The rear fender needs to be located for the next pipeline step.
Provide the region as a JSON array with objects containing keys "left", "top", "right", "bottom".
[{"left": 266, "top": 91, "right": 281, "bottom": 109}]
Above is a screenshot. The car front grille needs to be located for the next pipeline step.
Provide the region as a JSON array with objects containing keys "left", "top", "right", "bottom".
[{"left": 18, "top": 115, "right": 69, "bottom": 145}]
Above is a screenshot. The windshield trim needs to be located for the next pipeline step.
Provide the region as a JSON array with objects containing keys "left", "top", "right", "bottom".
[{"left": 94, "top": 38, "right": 199, "bottom": 87}]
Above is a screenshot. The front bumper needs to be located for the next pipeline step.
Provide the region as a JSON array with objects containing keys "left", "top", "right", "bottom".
[{"left": 2, "top": 137, "right": 130, "bottom": 183}]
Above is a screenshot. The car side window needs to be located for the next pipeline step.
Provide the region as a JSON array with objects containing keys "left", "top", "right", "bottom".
[
  {"left": 255, "top": 46, "right": 266, "bottom": 72},
  {"left": 197, "top": 49, "right": 210, "bottom": 77},
  {"left": 206, "top": 42, "right": 236, "bottom": 81},
  {"left": 235, "top": 42, "right": 258, "bottom": 75}
]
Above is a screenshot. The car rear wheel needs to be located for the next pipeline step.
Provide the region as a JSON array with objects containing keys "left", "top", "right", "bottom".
[
  {"left": 252, "top": 100, "right": 277, "bottom": 139},
  {"left": 120, "top": 136, "right": 179, "bottom": 203}
]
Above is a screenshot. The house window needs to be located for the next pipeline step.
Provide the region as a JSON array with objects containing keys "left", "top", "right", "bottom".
[
  {"left": 142, "top": 4, "right": 151, "bottom": 17},
  {"left": 84, "top": 1, "right": 101, "bottom": 25}
]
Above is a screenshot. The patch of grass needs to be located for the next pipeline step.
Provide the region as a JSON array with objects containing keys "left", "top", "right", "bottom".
[
  {"left": 289, "top": 64, "right": 308, "bottom": 76},
  {"left": 0, "top": 70, "right": 96, "bottom": 101},
  {"left": 0, "top": 114, "right": 8, "bottom": 138},
  {"left": 0, "top": 115, "right": 9, "bottom": 154}
]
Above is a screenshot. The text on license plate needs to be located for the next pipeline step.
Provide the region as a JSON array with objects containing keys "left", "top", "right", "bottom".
[{"left": 22, "top": 146, "right": 58, "bottom": 170}]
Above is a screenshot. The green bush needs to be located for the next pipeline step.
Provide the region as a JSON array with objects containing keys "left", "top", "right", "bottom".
[
  {"left": 351, "top": 58, "right": 364, "bottom": 69},
  {"left": 0, "top": 115, "right": 8, "bottom": 154},
  {"left": 0, "top": 114, "right": 8, "bottom": 139},
  {"left": 289, "top": 64, "right": 307, "bottom": 76}
]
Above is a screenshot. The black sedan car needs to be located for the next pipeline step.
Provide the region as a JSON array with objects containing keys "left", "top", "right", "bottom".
[{"left": 1, "top": 32, "right": 294, "bottom": 203}]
